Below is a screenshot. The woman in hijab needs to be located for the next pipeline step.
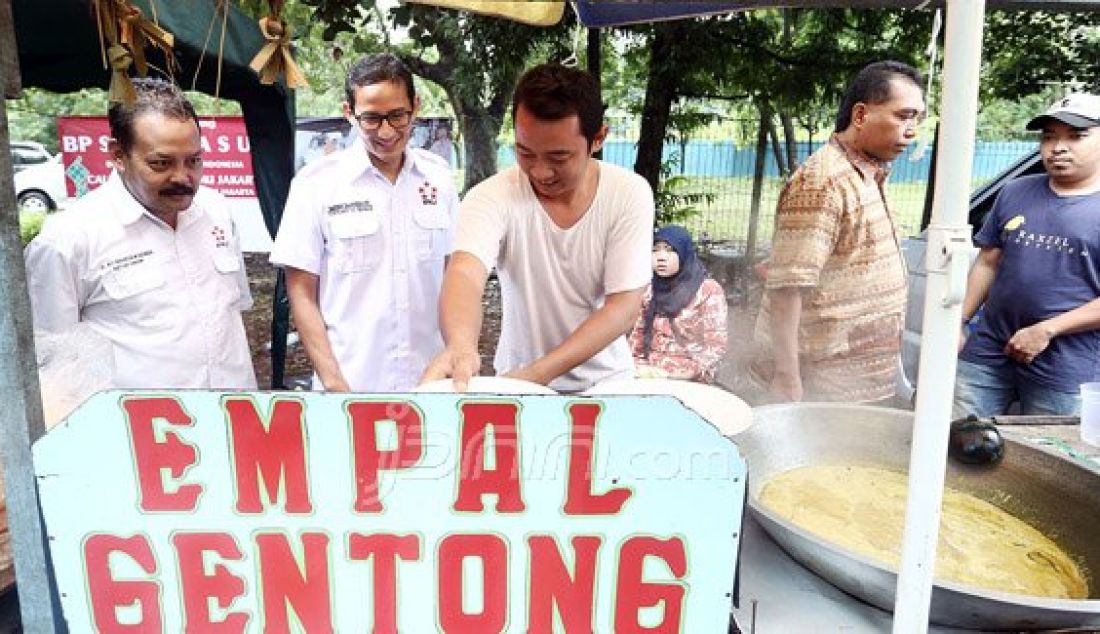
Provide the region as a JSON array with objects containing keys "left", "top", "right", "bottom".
[{"left": 629, "top": 225, "right": 729, "bottom": 383}]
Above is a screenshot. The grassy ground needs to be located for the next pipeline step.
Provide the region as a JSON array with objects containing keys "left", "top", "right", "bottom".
[
  {"left": 449, "top": 168, "right": 935, "bottom": 250},
  {"left": 672, "top": 176, "right": 932, "bottom": 249}
]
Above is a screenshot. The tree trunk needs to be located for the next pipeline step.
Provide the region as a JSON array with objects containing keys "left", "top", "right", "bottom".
[
  {"left": 0, "top": 0, "right": 18, "bottom": 99},
  {"left": 458, "top": 106, "right": 501, "bottom": 192},
  {"left": 780, "top": 111, "right": 798, "bottom": 175},
  {"left": 745, "top": 103, "right": 770, "bottom": 292},
  {"left": 0, "top": 1, "right": 65, "bottom": 627},
  {"left": 761, "top": 102, "right": 786, "bottom": 179},
  {"left": 776, "top": 9, "right": 797, "bottom": 177},
  {"left": 634, "top": 23, "right": 680, "bottom": 193},
  {"left": 401, "top": 52, "right": 511, "bottom": 193},
  {"left": 588, "top": 27, "right": 603, "bottom": 161},
  {"left": 679, "top": 135, "right": 689, "bottom": 175},
  {"left": 920, "top": 122, "right": 941, "bottom": 231}
]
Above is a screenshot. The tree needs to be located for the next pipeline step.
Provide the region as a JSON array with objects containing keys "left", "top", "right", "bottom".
[
  {"left": 628, "top": 17, "right": 740, "bottom": 193},
  {"left": 301, "top": 0, "right": 572, "bottom": 191},
  {"left": 6, "top": 88, "right": 103, "bottom": 150},
  {"left": 624, "top": 9, "right": 932, "bottom": 191},
  {"left": 981, "top": 12, "right": 1100, "bottom": 101}
]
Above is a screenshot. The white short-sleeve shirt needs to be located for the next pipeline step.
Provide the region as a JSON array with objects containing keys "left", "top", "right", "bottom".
[
  {"left": 456, "top": 162, "right": 655, "bottom": 393},
  {"left": 24, "top": 171, "right": 257, "bottom": 389},
  {"left": 270, "top": 140, "right": 459, "bottom": 391}
]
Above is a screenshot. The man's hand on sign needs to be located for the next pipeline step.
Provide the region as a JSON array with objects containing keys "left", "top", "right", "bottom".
[
  {"left": 322, "top": 375, "right": 351, "bottom": 393},
  {"left": 421, "top": 347, "right": 481, "bottom": 392},
  {"left": 502, "top": 365, "right": 545, "bottom": 385}
]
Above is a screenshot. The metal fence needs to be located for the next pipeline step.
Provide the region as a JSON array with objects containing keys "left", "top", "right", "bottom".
[{"left": 495, "top": 116, "right": 1035, "bottom": 254}]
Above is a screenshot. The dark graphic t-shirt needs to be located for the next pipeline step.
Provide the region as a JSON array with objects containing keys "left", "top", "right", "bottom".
[{"left": 961, "top": 174, "right": 1100, "bottom": 392}]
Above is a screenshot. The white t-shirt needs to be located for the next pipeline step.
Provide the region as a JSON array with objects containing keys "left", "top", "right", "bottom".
[
  {"left": 456, "top": 162, "right": 655, "bottom": 392},
  {"left": 24, "top": 171, "right": 256, "bottom": 389},
  {"left": 270, "top": 141, "right": 459, "bottom": 391}
]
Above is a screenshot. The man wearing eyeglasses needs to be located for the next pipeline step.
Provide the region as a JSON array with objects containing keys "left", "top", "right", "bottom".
[{"left": 270, "top": 53, "right": 458, "bottom": 392}]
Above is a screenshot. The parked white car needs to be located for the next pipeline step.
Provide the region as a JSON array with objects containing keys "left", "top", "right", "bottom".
[
  {"left": 10, "top": 141, "right": 53, "bottom": 173},
  {"left": 14, "top": 152, "right": 67, "bottom": 212}
]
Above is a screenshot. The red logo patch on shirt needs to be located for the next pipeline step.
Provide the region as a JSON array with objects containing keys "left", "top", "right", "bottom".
[{"left": 418, "top": 181, "right": 438, "bottom": 206}]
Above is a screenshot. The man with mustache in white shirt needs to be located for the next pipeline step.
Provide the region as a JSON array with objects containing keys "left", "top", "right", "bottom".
[{"left": 25, "top": 77, "right": 255, "bottom": 389}]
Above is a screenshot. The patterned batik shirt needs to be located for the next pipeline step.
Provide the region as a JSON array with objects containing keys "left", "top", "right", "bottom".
[
  {"left": 750, "top": 134, "right": 907, "bottom": 403},
  {"left": 630, "top": 278, "right": 729, "bottom": 383}
]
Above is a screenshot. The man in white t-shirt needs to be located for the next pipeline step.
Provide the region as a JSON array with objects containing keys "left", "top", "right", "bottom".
[
  {"left": 422, "top": 63, "right": 655, "bottom": 393},
  {"left": 25, "top": 77, "right": 256, "bottom": 389},
  {"left": 270, "top": 53, "right": 458, "bottom": 392}
]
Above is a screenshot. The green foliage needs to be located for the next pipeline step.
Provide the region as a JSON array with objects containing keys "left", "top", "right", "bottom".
[
  {"left": 7, "top": 4, "right": 1099, "bottom": 192},
  {"left": 655, "top": 158, "right": 715, "bottom": 226},
  {"left": 297, "top": 0, "right": 573, "bottom": 188},
  {"left": 977, "top": 90, "right": 1061, "bottom": 141},
  {"left": 6, "top": 88, "right": 103, "bottom": 151},
  {"left": 19, "top": 211, "right": 46, "bottom": 246},
  {"left": 982, "top": 13, "right": 1100, "bottom": 101},
  {"left": 621, "top": 9, "right": 932, "bottom": 189},
  {"left": 618, "top": 9, "right": 929, "bottom": 118}
]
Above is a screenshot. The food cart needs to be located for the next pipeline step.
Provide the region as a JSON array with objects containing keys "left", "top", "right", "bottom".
[{"left": 5, "top": 1, "right": 1100, "bottom": 631}]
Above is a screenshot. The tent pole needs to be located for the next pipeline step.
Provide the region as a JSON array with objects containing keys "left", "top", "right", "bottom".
[
  {"left": 893, "top": 1, "right": 985, "bottom": 631},
  {"left": 0, "top": 1, "right": 65, "bottom": 628}
]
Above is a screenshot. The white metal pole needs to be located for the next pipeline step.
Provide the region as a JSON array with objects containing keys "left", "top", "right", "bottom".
[{"left": 892, "top": 1, "right": 985, "bottom": 632}]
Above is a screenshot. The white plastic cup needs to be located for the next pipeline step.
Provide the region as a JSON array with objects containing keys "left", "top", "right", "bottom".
[{"left": 1079, "top": 382, "right": 1100, "bottom": 447}]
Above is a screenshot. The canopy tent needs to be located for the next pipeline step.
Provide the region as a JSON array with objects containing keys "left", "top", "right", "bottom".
[{"left": 12, "top": 0, "right": 296, "bottom": 390}]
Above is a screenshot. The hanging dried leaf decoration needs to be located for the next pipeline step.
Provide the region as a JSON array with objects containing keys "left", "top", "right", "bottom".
[
  {"left": 106, "top": 43, "right": 137, "bottom": 104},
  {"left": 94, "top": 0, "right": 176, "bottom": 104},
  {"left": 249, "top": 13, "right": 309, "bottom": 89},
  {"left": 119, "top": 3, "right": 174, "bottom": 77}
]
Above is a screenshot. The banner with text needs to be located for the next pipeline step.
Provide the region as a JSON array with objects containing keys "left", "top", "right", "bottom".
[
  {"left": 58, "top": 116, "right": 255, "bottom": 198},
  {"left": 34, "top": 391, "right": 745, "bottom": 632},
  {"left": 57, "top": 117, "right": 271, "bottom": 251}
]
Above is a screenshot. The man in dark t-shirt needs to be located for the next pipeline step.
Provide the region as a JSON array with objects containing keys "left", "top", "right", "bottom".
[{"left": 954, "top": 93, "right": 1100, "bottom": 416}]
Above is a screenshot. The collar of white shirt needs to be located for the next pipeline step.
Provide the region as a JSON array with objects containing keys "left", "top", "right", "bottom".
[
  {"left": 343, "top": 135, "right": 425, "bottom": 183},
  {"left": 106, "top": 169, "right": 199, "bottom": 230}
]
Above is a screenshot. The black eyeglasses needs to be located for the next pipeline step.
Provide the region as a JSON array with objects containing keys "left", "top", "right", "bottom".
[{"left": 352, "top": 109, "right": 413, "bottom": 131}]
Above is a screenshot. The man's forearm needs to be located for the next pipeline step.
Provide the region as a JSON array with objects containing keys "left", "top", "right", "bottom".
[
  {"left": 962, "top": 248, "right": 1001, "bottom": 321},
  {"left": 520, "top": 288, "right": 643, "bottom": 385},
  {"left": 439, "top": 257, "right": 488, "bottom": 351},
  {"left": 285, "top": 269, "right": 345, "bottom": 389},
  {"left": 420, "top": 252, "right": 491, "bottom": 388},
  {"left": 1003, "top": 296, "right": 1100, "bottom": 365},
  {"left": 767, "top": 287, "right": 802, "bottom": 378},
  {"left": 1040, "top": 297, "right": 1100, "bottom": 338}
]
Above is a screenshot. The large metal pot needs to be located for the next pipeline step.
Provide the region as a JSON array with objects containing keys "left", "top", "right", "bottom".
[{"left": 735, "top": 403, "right": 1100, "bottom": 631}]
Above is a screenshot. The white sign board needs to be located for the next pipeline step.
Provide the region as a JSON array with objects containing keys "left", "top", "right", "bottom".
[{"left": 34, "top": 391, "right": 746, "bottom": 631}]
